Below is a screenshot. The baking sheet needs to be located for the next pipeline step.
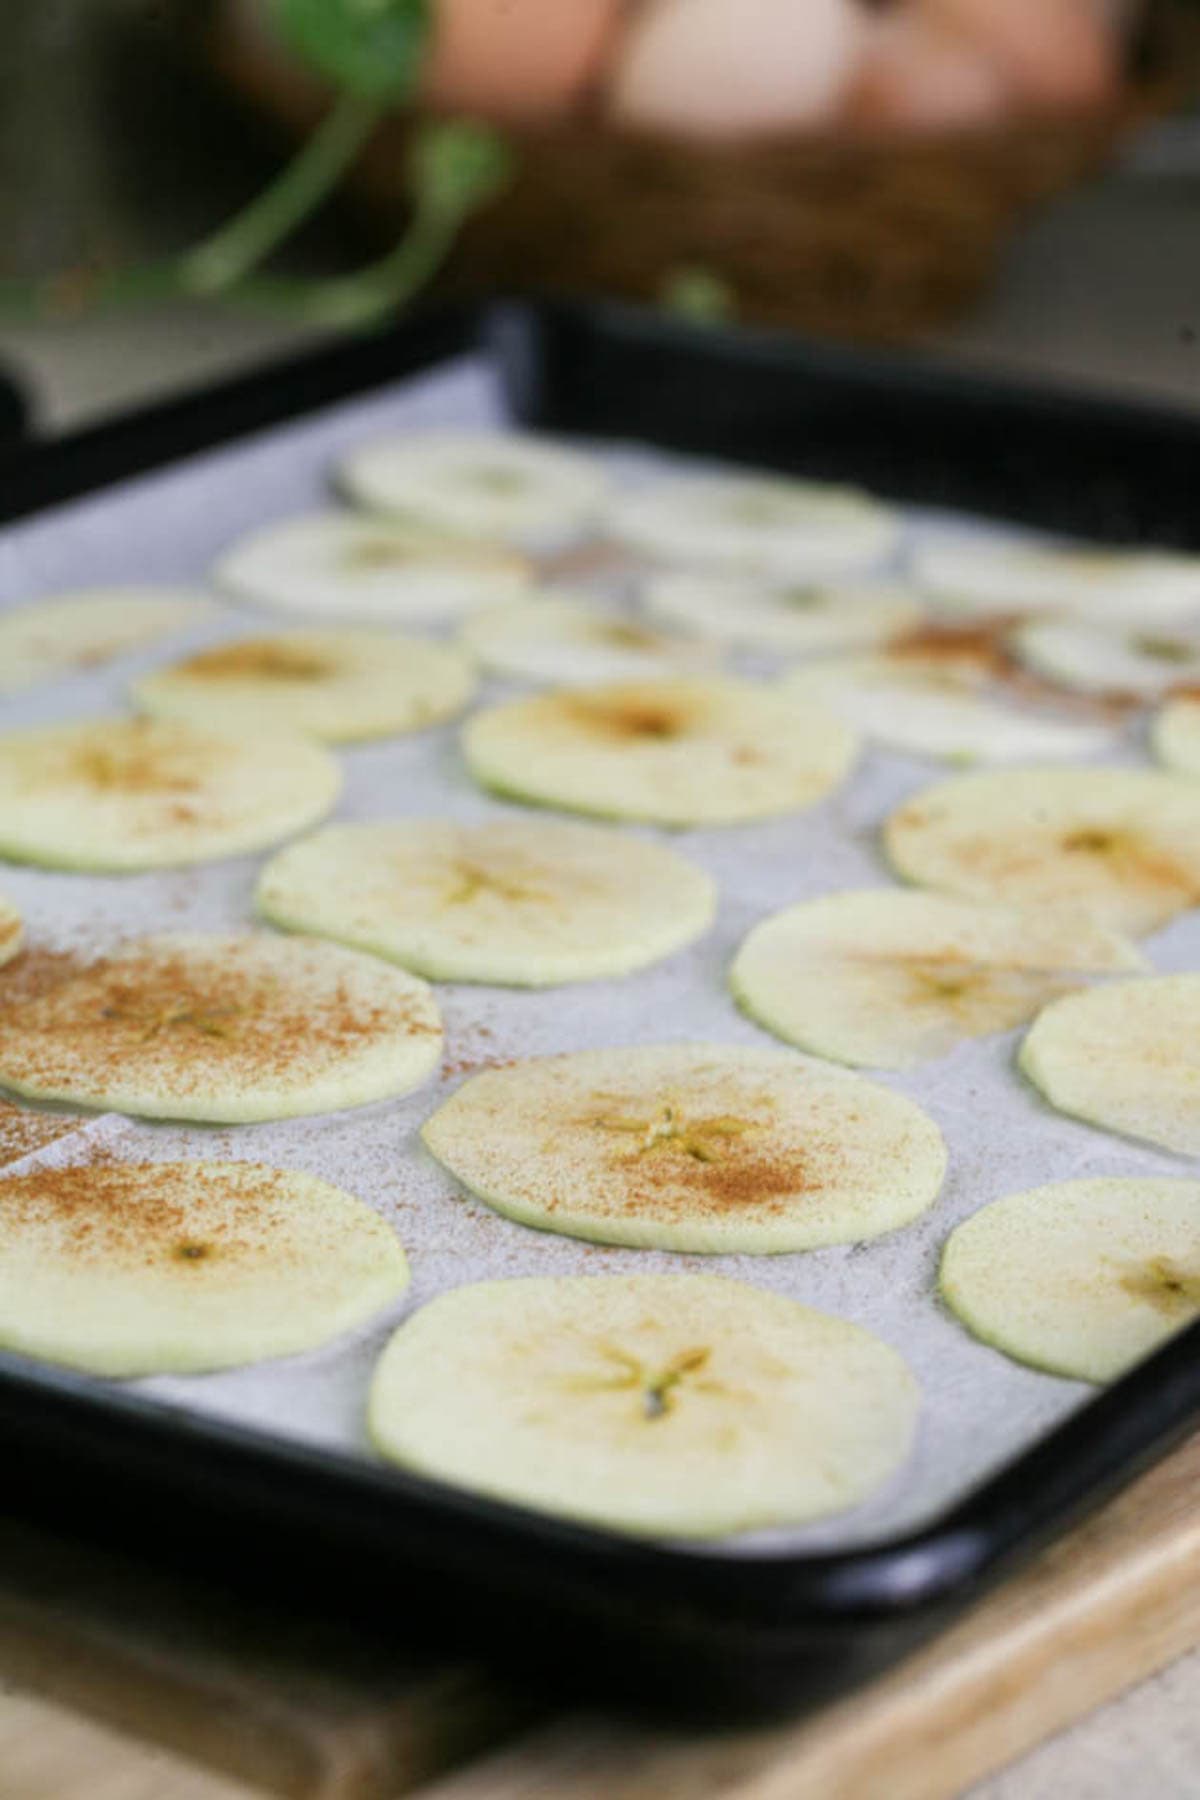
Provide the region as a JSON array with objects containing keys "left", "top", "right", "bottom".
[{"left": 0, "top": 348, "right": 1195, "bottom": 1559}]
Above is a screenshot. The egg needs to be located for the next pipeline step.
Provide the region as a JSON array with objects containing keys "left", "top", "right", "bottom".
[
  {"left": 848, "top": 8, "right": 1011, "bottom": 130},
  {"left": 611, "top": 0, "right": 869, "bottom": 140},
  {"left": 925, "top": 0, "right": 1118, "bottom": 109},
  {"left": 422, "top": 0, "right": 626, "bottom": 123}
]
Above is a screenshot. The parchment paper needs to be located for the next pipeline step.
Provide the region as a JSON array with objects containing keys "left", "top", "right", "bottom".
[{"left": 0, "top": 350, "right": 1195, "bottom": 1556}]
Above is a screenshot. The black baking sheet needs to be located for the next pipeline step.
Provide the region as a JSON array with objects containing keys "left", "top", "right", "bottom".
[{"left": 0, "top": 299, "right": 1197, "bottom": 1717}]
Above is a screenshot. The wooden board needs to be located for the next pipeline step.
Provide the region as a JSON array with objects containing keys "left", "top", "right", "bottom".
[
  {"left": 0, "top": 1517, "right": 531, "bottom": 1800},
  {"left": 2, "top": 1431, "right": 1200, "bottom": 1800}
]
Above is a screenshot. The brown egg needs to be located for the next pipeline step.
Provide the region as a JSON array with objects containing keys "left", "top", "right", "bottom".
[
  {"left": 848, "top": 8, "right": 1011, "bottom": 130},
  {"left": 925, "top": 0, "right": 1118, "bottom": 109},
  {"left": 611, "top": 0, "right": 869, "bottom": 140},
  {"left": 422, "top": 0, "right": 626, "bottom": 123}
]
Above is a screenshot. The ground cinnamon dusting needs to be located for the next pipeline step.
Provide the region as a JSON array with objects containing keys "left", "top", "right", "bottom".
[
  {"left": 0, "top": 1162, "right": 296, "bottom": 1269},
  {"left": 565, "top": 696, "right": 688, "bottom": 742},
  {"left": 441, "top": 1054, "right": 517, "bottom": 1081},
  {"left": 1006, "top": 668, "right": 1140, "bottom": 721},
  {"left": 584, "top": 1098, "right": 816, "bottom": 1218},
  {"left": 0, "top": 943, "right": 439, "bottom": 1101},
  {"left": 649, "top": 1147, "right": 810, "bottom": 1214},
  {"left": 0, "top": 1101, "right": 82, "bottom": 1168},
  {"left": 888, "top": 621, "right": 1013, "bottom": 677},
  {"left": 0, "top": 944, "right": 96, "bottom": 1007},
  {"left": 181, "top": 642, "right": 336, "bottom": 682},
  {"left": 440, "top": 1022, "right": 517, "bottom": 1081},
  {"left": 889, "top": 621, "right": 1137, "bottom": 719},
  {"left": 67, "top": 722, "right": 205, "bottom": 795}
]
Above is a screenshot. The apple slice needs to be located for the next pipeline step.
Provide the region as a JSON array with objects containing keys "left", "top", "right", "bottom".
[
  {"left": 1013, "top": 619, "right": 1200, "bottom": 700},
  {"left": 0, "top": 1161, "right": 408, "bottom": 1377},
  {"left": 1021, "top": 973, "right": 1200, "bottom": 1155},
  {"left": 0, "top": 932, "right": 442, "bottom": 1123},
  {"left": 941, "top": 1177, "right": 1200, "bottom": 1382},
  {"left": 215, "top": 510, "right": 530, "bottom": 623},
  {"left": 462, "top": 676, "right": 858, "bottom": 826},
  {"left": 459, "top": 593, "right": 714, "bottom": 686},
  {"left": 0, "top": 588, "right": 214, "bottom": 693},
  {"left": 607, "top": 473, "right": 899, "bottom": 581},
  {"left": 782, "top": 653, "right": 1112, "bottom": 763},
  {"left": 339, "top": 431, "right": 607, "bottom": 547},
  {"left": 134, "top": 627, "right": 474, "bottom": 742},
  {"left": 0, "top": 715, "right": 339, "bottom": 871},
  {"left": 912, "top": 536, "right": 1200, "bottom": 625},
  {"left": 884, "top": 766, "right": 1200, "bottom": 935},
  {"left": 257, "top": 816, "right": 715, "bottom": 986},
  {"left": 422, "top": 1041, "right": 947, "bottom": 1253},
  {"left": 370, "top": 1273, "right": 919, "bottom": 1537},
  {"left": 641, "top": 571, "right": 923, "bottom": 653},
  {"left": 732, "top": 887, "right": 1143, "bottom": 1068}
]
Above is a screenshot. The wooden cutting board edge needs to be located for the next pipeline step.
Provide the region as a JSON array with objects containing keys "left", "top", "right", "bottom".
[
  {"left": 411, "top": 1428, "right": 1200, "bottom": 1800},
  {"left": 0, "top": 1427, "right": 1199, "bottom": 1799}
]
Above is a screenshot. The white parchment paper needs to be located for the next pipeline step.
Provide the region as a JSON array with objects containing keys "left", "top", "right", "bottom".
[{"left": 0, "top": 350, "right": 1195, "bottom": 1557}]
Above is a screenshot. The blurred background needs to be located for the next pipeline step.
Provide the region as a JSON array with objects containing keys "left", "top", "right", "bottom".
[{"left": 2, "top": 0, "right": 1200, "bottom": 430}]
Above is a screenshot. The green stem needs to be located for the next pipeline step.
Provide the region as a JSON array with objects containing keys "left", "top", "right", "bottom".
[
  {"left": 177, "top": 89, "right": 383, "bottom": 294},
  {"left": 0, "top": 91, "right": 383, "bottom": 322},
  {"left": 204, "top": 186, "right": 471, "bottom": 329},
  {"left": 0, "top": 114, "right": 503, "bottom": 334}
]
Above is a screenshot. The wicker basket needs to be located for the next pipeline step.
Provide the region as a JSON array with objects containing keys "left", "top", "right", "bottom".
[{"left": 206, "top": 0, "right": 1199, "bottom": 343}]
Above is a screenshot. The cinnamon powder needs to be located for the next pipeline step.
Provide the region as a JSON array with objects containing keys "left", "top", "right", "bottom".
[
  {"left": 0, "top": 1161, "right": 308, "bottom": 1270},
  {"left": 0, "top": 940, "right": 440, "bottom": 1104},
  {"left": 0, "top": 943, "right": 97, "bottom": 1007},
  {"left": 0, "top": 1102, "right": 83, "bottom": 1169}
]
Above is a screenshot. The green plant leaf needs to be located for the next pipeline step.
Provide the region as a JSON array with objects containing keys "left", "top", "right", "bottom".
[
  {"left": 660, "top": 266, "right": 735, "bottom": 325},
  {"left": 409, "top": 120, "right": 514, "bottom": 216},
  {"left": 275, "top": 0, "right": 431, "bottom": 100}
]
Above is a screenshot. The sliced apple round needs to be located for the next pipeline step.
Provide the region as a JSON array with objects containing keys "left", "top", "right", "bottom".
[
  {"left": 1020, "top": 974, "right": 1200, "bottom": 1155},
  {"left": 941, "top": 1177, "right": 1200, "bottom": 1382},
  {"left": 0, "top": 932, "right": 442, "bottom": 1123},
  {"left": 0, "top": 1161, "right": 409, "bottom": 1378},
  {"left": 731, "top": 888, "right": 1144, "bottom": 1070},
  {"left": 0, "top": 715, "right": 340, "bottom": 871},
  {"left": 339, "top": 431, "right": 607, "bottom": 546},
  {"left": 257, "top": 816, "right": 716, "bottom": 985},
  {"left": 133, "top": 627, "right": 475, "bottom": 743},
  {"left": 782, "top": 654, "right": 1112, "bottom": 764},
  {"left": 1012, "top": 620, "right": 1200, "bottom": 700},
  {"left": 214, "top": 510, "right": 530, "bottom": 624},
  {"left": 462, "top": 677, "right": 858, "bottom": 826},
  {"left": 607, "top": 473, "right": 900, "bottom": 581},
  {"left": 884, "top": 766, "right": 1200, "bottom": 935},
  {"left": 458, "top": 594, "right": 714, "bottom": 687},
  {"left": 1152, "top": 696, "right": 1200, "bottom": 777},
  {"left": 641, "top": 571, "right": 924, "bottom": 654},
  {"left": 422, "top": 1041, "right": 947, "bottom": 1253},
  {"left": 912, "top": 537, "right": 1200, "bottom": 625},
  {"left": 0, "top": 588, "right": 214, "bottom": 694},
  {"left": 369, "top": 1273, "right": 919, "bottom": 1537}
]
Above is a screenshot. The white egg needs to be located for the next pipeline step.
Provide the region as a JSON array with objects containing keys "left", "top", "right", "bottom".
[{"left": 611, "top": 0, "right": 869, "bottom": 139}]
